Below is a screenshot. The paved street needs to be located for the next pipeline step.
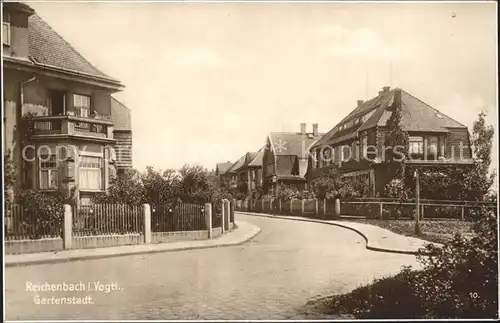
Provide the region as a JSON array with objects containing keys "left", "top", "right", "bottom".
[{"left": 5, "top": 214, "right": 422, "bottom": 320}]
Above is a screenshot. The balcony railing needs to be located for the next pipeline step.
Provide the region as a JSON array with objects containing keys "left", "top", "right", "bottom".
[{"left": 31, "top": 115, "right": 114, "bottom": 140}]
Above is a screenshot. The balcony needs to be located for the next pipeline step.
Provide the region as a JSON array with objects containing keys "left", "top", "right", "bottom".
[{"left": 31, "top": 115, "right": 114, "bottom": 142}]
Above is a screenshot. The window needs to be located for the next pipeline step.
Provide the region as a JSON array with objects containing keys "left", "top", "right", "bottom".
[
  {"left": 39, "top": 155, "right": 58, "bottom": 189},
  {"left": 427, "top": 136, "right": 438, "bottom": 157},
  {"left": 321, "top": 146, "right": 332, "bottom": 166},
  {"left": 74, "top": 94, "right": 91, "bottom": 118},
  {"left": 409, "top": 136, "right": 424, "bottom": 155},
  {"left": 2, "top": 22, "right": 10, "bottom": 46},
  {"left": 79, "top": 156, "right": 103, "bottom": 190},
  {"left": 341, "top": 145, "right": 352, "bottom": 162}
]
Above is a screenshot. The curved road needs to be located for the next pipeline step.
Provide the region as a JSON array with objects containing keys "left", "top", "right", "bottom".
[{"left": 5, "top": 214, "right": 421, "bottom": 320}]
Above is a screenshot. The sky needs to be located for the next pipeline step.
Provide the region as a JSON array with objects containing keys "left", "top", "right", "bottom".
[{"left": 26, "top": 1, "right": 498, "bottom": 174}]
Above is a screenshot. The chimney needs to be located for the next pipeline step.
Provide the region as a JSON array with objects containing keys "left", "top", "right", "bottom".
[
  {"left": 300, "top": 123, "right": 306, "bottom": 135},
  {"left": 394, "top": 88, "right": 402, "bottom": 107},
  {"left": 383, "top": 86, "right": 391, "bottom": 93},
  {"left": 312, "top": 123, "right": 318, "bottom": 136},
  {"left": 357, "top": 100, "right": 364, "bottom": 107}
]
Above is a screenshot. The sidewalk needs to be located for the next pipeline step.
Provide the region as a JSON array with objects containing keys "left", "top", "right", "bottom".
[
  {"left": 237, "top": 211, "right": 442, "bottom": 255},
  {"left": 5, "top": 221, "right": 261, "bottom": 267}
]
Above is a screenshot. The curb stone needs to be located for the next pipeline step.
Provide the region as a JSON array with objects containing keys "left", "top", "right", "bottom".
[
  {"left": 237, "top": 211, "right": 437, "bottom": 255},
  {"left": 6, "top": 222, "right": 261, "bottom": 267}
]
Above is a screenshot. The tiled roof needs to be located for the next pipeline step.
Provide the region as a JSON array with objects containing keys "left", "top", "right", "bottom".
[
  {"left": 228, "top": 150, "right": 263, "bottom": 173},
  {"left": 398, "top": 91, "right": 466, "bottom": 131},
  {"left": 227, "top": 153, "right": 249, "bottom": 173},
  {"left": 268, "top": 132, "right": 323, "bottom": 157},
  {"left": 111, "top": 97, "right": 131, "bottom": 131},
  {"left": 313, "top": 87, "right": 467, "bottom": 148},
  {"left": 215, "top": 162, "right": 233, "bottom": 175},
  {"left": 27, "top": 14, "right": 119, "bottom": 83},
  {"left": 248, "top": 146, "right": 265, "bottom": 167}
]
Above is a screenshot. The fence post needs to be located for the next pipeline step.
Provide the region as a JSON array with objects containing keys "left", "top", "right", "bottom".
[
  {"left": 290, "top": 200, "right": 293, "bottom": 213},
  {"left": 323, "top": 199, "right": 327, "bottom": 216},
  {"left": 63, "top": 204, "right": 72, "bottom": 249},
  {"left": 315, "top": 199, "right": 319, "bottom": 216},
  {"left": 261, "top": 199, "right": 265, "bottom": 212},
  {"left": 461, "top": 206, "right": 465, "bottom": 221},
  {"left": 205, "top": 203, "right": 212, "bottom": 239},
  {"left": 279, "top": 199, "right": 282, "bottom": 213},
  {"left": 334, "top": 198, "right": 341, "bottom": 219},
  {"left": 221, "top": 200, "right": 226, "bottom": 233},
  {"left": 230, "top": 199, "right": 235, "bottom": 226},
  {"left": 301, "top": 199, "right": 305, "bottom": 214},
  {"left": 379, "top": 203, "right": 383, "bottom": 220},
  {"left": 421, "top": 205, "right": 425, "bottom": 221},
  {"left": 143, "top": 203, "right": 151, "bottom": 244}
]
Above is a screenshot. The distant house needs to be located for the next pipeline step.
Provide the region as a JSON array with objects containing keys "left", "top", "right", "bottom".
[
  {"left": 2, "top": 2, "right": 131, "bottom": 204},
  {"left": 306, "top": 86, "right": 473, "bottom": 196},
  {"left": 228, "top": 147, "right": 265, "bottom": 197},
  {"left": 111, "top": 97, "right": 133, "bottom": 175},
  {"left": 262, "top": 123, "right": 323, "bottom": 193},
  {"left": 215, "top": 162, "right": 234, "bottom": 188}
]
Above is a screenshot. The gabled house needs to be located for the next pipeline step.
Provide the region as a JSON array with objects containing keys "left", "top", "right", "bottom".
[
  {"left": 262, "top": 123, "right": 323, "bottom": 193},
  {"left": 2, "top": 2, "right": 131, "bottom": 204},
  {"left": 306, "top": 86, "right": 473, "bottom": 196},
  {"left": 228, "top": 147, "right": 264, "bottom": 197},
  {"left": 215, "top": 161, "right": 234, "bottom": 188}
]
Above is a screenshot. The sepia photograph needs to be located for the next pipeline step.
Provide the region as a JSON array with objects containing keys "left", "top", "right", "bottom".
[{"left": 2, "top": 0, "right": 499, "bottom": 320}]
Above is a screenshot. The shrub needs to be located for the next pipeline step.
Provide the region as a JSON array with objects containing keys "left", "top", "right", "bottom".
[
  {"left": 93, "top": 168, "right": 147, "bottom": 205},
  {"left": 384, "top": 178, "right": 411, "bottom": 201},
  {"left": 413, "top": 206, "right": 498, "bottom": 318},
  {"left": 323, "top": 206, "right": 498, "bottom": 319},
  {"left": 15, "top": 189, "right": 65, "bottom": 239}
]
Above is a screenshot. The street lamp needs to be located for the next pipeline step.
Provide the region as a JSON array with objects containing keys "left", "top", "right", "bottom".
[{"left": 272, "top": 175, "right": 277, "bottom": 216}]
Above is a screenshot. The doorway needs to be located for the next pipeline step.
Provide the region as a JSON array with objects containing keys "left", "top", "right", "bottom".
[{"left": 47, "top": 90, "right": 66, "bottom": 116}]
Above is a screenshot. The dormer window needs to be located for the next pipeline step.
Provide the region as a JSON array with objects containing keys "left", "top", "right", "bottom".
[{"left": 2, "top": 22, "right": 10, "bottom": 46}]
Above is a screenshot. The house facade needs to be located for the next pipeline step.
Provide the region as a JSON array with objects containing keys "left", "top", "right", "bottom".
[
  {"left": 229, "top": 148, "right": 264, "bottom": 197},
  {"left": 262, "top": 123, "right": 323, "bottom": 194},
  {"left": 3, "top": 3, "right": 131, "bottom": 204},
  {"left": 215, "top": 162, "right": 234, "bottom": 188},
  {"left": 306, "top": 86, "right": 473, "bottom": 196}
]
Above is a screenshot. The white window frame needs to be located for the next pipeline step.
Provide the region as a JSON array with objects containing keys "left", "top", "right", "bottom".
[
  {"left": 39, "top": 154, "right": 58, "bottom": 190},
  {"left": 78, "top": 152, "right": 103, "bottom": 191},
  {"left": 2, "top": 21, "right": 11, "bottom": 46},
  {"left": 73, "top": 94, "right": 91, "bottom": 118},
  {"left": 409, "top": 136, "right": 424, "bottom": 155}
]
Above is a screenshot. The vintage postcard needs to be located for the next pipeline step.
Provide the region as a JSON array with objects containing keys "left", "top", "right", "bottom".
[{"left": 2, "top": 0, "right": 498, "bottom": 321}]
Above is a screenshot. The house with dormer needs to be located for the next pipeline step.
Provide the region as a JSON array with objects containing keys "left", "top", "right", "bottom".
[
  {"left": 215, "top": 161, "right": 234, "bottom": 188},
  {"left": 262, "top": 123, "right": 323, "bottom": 193},
  {"left": 306, "top": 86, "right": 473, "bottom": 196},
  {"left": 227, "top": 147, "right": 264, "bottom": 197},
  {"left": 3, "top": 2, "right": 132, "bottom": 204}
]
